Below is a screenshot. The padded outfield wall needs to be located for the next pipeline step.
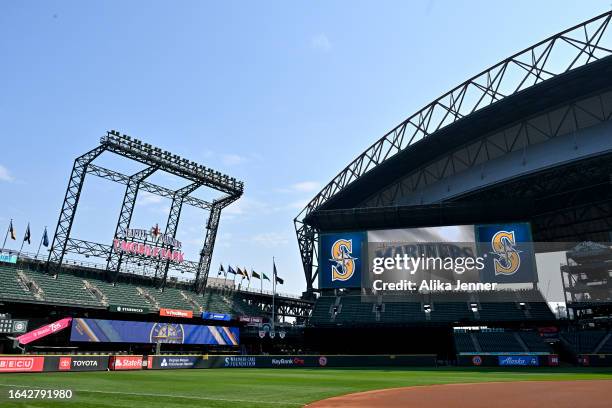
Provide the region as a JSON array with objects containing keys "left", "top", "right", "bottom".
[{"left": 0, "top": 354, "right": 437, "bottom": 373}]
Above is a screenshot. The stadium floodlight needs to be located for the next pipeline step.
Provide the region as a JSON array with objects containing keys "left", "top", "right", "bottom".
[{"left": 46, "top": 130, "right": 244, "bottom": 293}]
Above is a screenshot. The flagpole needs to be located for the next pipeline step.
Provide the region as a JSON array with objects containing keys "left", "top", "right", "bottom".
[
  {"left": 1, "top": 219, "right": 10, "bottom": 253},
  {"left": 272, "top": 257, "right": 276, "bottom": 331},
  {"left": 36, "top": 226, "right": 47, "bottom": 259},
  {"left": 18, "top": 222, "right": 29, "bottom": 256}
]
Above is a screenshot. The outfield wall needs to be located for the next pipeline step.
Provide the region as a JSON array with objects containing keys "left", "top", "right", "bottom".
[
  {"left": 0, "top": 354, "right": 436, "bottom": 373},
  {"left": 457, "top": 353, "right": 559, "bottom": 367},
  {"left": 577, "top": 354, "right": 612, "bottom": 367},
  {"left": 147, "top": 354, "right": 437, "bottom": 369}
]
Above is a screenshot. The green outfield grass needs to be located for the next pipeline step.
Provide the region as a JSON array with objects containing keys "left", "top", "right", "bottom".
[{"left": 0, "top": 367, "right": 611, "bottom": 408}]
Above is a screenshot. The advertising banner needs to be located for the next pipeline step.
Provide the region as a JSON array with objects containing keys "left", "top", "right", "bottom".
[
  {"left": 147, "top": 354, "right": 437, "bottom": 369},
  {"left": 547, "top": 354, "right": 560, "bottom": 366},
  {"left": 319, "top": 232, "right": 366, "bottom": 289},
  {"left": 319, "top": 223, "right": 538, "bottom": 291},
  {"left": 109, "top": 305, "right": 149, "bottom": 314},
  {"left": 475, "top": 223, "right": 537, "bottom": 283},
  {"left": 150, "top": 356, "right": 199, "bottom": 369},
  {"left": 0, "top": 252, "right": 17, "bottom": 264},
  {"left": 238, "top": 316, "right": 263, "bottom": 325},
  {"left": 43, "top": 355, "right": 110, "bottom": 372},
  {"left": 576, "top": 354, "right": 612, "bottom": 367},
  {"left": 212, "top": 354, "right": 436, "bottom": 368},
  {"left": 366, "top": 225, "right": 480, "bottom": 288},
  {"left": 16, "top": 317, "right": 72, "bottom": 345},
  {"left": 498, "top": 355, "right": 539, "bottom": 366},
  {"left": 202, "top": 312, "right": 231, "bottom": 321},
  {"left": 110, "top": 355, "right": 143, "bottom": 371},
  {"left": 0, "top": 356, "right": 45, "bottom": 373},
  {"left": 70, "top": 318, "right": 239, "bottom": 345},
  {"left": 159, "top": 308, "right": 193, "bottom": 318}
]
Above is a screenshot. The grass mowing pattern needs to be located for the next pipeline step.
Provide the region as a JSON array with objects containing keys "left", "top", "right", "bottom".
[{"left": 0, "top": 367, "right": 611, "bottom": 408}]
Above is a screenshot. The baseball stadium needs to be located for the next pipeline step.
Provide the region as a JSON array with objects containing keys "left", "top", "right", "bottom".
[{"left": 2, "top": 5, "right": 612, "bottom": 408}]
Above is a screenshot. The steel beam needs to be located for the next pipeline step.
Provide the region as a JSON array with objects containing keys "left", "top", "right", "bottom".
[
  {"left": 87, "top": 165, "right": 213, "bottom": 210},
  {"left": 47, "top": 146, "right": 106, "bottom": 274},
  {"left": 295, "top": 11, "right": 612, "bottom": 292},
  {"left": 158, "top": 182, "right": 201, "bottom": 288},
  {"left": 47, "top": 132, "right": 243, "bottom": 289},
  {"left": 106, "top": 166, "right": 157, "bottom": 279},
  {"left": 101, "top": 132, "right": 243, "bottom": 196},
  {"left": 195, "top": 195, "right": 239, "bottom": 293}
]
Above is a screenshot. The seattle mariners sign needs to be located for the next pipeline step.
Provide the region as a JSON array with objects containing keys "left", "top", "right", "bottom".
[
  {"left": 319, "top": 232, "right": 365, "bottom": 288},
  {"left": 318, "top": 223, "right": 537, "bottom": 290},
  {"left": 475, "top": 223, "right": 537, "bottom": 284}
]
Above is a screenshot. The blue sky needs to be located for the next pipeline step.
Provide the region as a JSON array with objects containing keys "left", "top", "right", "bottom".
[{"left": 0, "top": 1, "right": 608, "bottom": 295}]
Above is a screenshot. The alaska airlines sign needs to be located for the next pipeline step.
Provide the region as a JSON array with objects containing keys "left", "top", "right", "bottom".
[{"left": 113, "top": 224, "right": 185, "bottom": 263}]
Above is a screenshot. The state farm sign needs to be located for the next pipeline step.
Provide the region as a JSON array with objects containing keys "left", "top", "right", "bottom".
[
  {"left": 0, "top": 356, "right": 44, "bottom": 372},
  {"left": 110, "top": 355, "right": 143, "bottom": 371}
]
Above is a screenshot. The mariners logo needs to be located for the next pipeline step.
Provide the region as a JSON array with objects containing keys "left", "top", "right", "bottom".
[
  {"left": 330, "top": 239, "right": 357, "bottom": 281},
  {"left": 490, "top": 230, "right": 521, "bottom": 276},
  {"left": 149, "top": 323, "right": 185, "bottom": 344}
]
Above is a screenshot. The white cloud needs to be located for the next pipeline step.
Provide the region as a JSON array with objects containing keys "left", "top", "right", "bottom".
[
  {"left": 252, "top": 232, "right": 290, "bottom": 248},
  {"left": 287, "top": 199, "right": 310, "bottom": 210},
  {"left": 290, "top": 181, "right": 320, "bottom": 193},
  {"left": 224, "top": 197, "right": 270, "bottom": 217},
  {"left": 137, "top": 191, "right": 164, "bottom": 206},
  {"left": 222, "top": 154, "right": 246, "bottom": 166},
  {"left": 0, "top": 164, "right": 14, "bottom": 182},
  {"left": 276, "top": 180, "right": 321, "bottom": 194},
  {"left": 311, "top": 33, "right": 332, "bottom": 52}
]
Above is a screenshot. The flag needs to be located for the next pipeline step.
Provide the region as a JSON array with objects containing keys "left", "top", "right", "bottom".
[
  {"left": 251, "top": 270, "right": 261, "bottom": 280},
  {"left": 237, "top": 267, "right": 245, "bottom": 279},
  {"left": 9, "top": 221, "right": 15, "bottom": 240},
  {"left": 273, "top": 260, "right": 283, "bottom": 284},
  {"left": 23, "top": 224, "right": 31, "bottom": 244},
  {"left": 262, "top": 272, "right": 270, "bottom": 281},
  {"left": 228, "top": 265, "right": 236, "bottom": 275},
  {"left": 42, "top": 227, "right": 49, "bottom": 247},
  {"left": 243, "top": 268, "right": 250, "bottom": 280}
]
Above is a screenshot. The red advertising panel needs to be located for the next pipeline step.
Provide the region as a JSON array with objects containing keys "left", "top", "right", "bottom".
[
  {"left": 58, "top": 357, "right": 72, "bottom": 371},
  {"left": 547, "top": 354, "right": 560, "bottom": 366},
  {"left": 110, "top": 355, "right": 143, "bottom": 371},
  {"left": 0, "top": 356, "right": 45, "bottom": 373},
  {"left": 159, "top": 308, "right": 193, "bottom": 318},
  {"left": 16, "top": 317, "right": 72, "bottom": 345}
]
